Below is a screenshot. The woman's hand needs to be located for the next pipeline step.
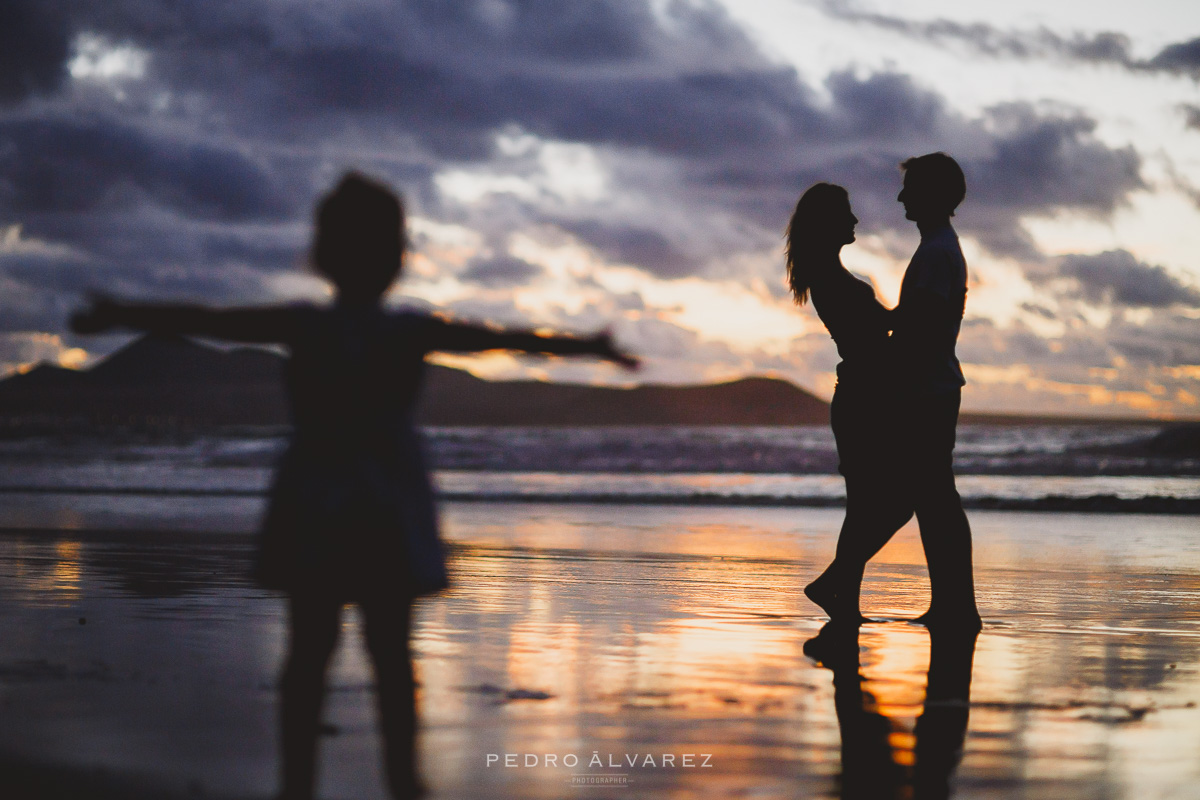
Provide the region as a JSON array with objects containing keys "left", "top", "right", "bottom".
[{"left": 69, "top": 295, "right": 123, "bottom": 334}]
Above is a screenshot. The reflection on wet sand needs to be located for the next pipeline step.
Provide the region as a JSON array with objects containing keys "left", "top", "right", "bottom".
[
  {"left": 0, "top": 505, "right": 1199, "bottom": 798},
  {"left": 804, "top": 623, "right": 977, "bottom": 799}
]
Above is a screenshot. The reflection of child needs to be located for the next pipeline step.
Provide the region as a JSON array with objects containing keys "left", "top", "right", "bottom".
[{"left": 72, "top": 172, "right": 637, "bottom": 799}]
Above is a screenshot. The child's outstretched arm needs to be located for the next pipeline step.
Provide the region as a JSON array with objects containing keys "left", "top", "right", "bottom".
[
  {"left": 433, "top": 321, "right": 639, "bottom": 369},
  {"left": 70, "top": 296, "right": 300, "bottom": 344}
]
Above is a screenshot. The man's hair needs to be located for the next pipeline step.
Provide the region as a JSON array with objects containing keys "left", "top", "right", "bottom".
[{"left": 901, "top": 152, "right": 966, "bottom": 216}]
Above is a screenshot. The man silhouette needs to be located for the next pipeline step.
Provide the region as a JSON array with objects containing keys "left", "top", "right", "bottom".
[{"left": 892, "top": 152, "right": 981, "bottom": 630}]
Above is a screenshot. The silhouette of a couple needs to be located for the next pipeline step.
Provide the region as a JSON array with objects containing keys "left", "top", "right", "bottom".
[
  {"left": 69, "top": 155, "right": 980, "bottom": 799},
  {"left": 788, "top": 154, "right": 981, "bottom": 633}
]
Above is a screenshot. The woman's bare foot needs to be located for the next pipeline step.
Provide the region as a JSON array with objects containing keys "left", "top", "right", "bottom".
[
  {"left": 805, "top": 575, "right": 867, "bottom": 625},
  {"left": 804, "top": 575, "right": 839, "bottom": 616},
  {"left": 802, "top": 622, "right": 861, "bottom": 668}
]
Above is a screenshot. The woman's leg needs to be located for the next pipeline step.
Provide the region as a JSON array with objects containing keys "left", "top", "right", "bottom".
[
  {"left": 806, "top": 387, "right": 862, "bottom": 618},
  {"left": 278, "top": 592, "right": 342, "bottom": 800},
  {"left": 838, "top": 474, "right": 913, "bottom": 611},
  {"left": 810, "top": 473, "right": 912, "bottom": 620},
  {"left": 361, "top": 595, "right": 421, "bottom": 799}
]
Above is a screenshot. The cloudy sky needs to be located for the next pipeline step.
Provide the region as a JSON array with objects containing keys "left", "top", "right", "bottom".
[{"left": 2, "top": 0, "right": 1198, "bottom": 418}]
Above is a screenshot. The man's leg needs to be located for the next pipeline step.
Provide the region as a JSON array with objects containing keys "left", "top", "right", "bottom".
[
  {"left": 913, "top": 626, "right": 978, "bottom": 797},
  {"left": 912, "top": 390, "right": 980, "bottom": 627}
]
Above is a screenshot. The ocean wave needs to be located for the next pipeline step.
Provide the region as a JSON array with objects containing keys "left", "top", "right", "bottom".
[
  {"left": 3, "top": 424, "right": 1193, "bottom": 476},
  {"left": 1, "top": 471, "right": 1196, "bottom": 514}
]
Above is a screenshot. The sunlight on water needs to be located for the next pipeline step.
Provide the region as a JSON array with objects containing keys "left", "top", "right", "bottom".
[
  {"left": 0, "top": 505, "right": 1197, "bottom": 798},
  {"left": 50, "top": 541, "right": 83, "bottom": 602}
]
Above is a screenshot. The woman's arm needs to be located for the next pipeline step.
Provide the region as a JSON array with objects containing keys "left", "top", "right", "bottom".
[
  {"left": 431, "top": 321, "right": 639, "bottom": 369},
  {"left": 70, "top": 297, "right": 301, "bottom": 344}
]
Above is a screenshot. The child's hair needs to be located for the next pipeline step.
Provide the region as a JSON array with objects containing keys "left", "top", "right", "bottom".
[{"left": 313, "top": 172, "right": 406, "bottom": 299}]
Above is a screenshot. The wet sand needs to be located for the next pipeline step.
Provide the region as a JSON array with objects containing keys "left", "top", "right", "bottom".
[{"left": 1, "top": 504, "right": 1199, "bottom": 799}]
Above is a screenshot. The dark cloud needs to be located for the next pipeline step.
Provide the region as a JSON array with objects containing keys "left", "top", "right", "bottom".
[
  {"left": 1106, "top": 312, "right": 1200, "bottom": 367},
  {"left": 560, "top": 219, "right": 699, "bottom": 279},
  {"left": 1056, "top": 250, "right": 1200, "bottom": 308},
  {"left": 957, "top": 311, "right": 1189, "bottom": 380},
  {"left": 958, "top": 317, "right": 1054, "bottom": 365},
  {"left": 0, "top": 115, "right": 295, "bottom": 221},
  {"left": 950, "top": 256, "right": 1200, "bottom": 414},
  {"left": 972, "top": 106, "right": 1142, "bottom": 215},
  {"left": 1148, "top": 37, "right": 1200, "bottom": 77},
  {"left": 1020, "top": 302, "right": 1058, "bottom": 320},
  {"left": 1160, "top": 156, "right": 1200, "bottom": 211},
  {"left": 613, "top": 291, "right": 646, "bottom": 312},
  {"left": 0, "top": 259, "right": 80, "bottom": 332},
  {"left": 2, "top": 2, "right": 1147, "bottom": 261},
  {"left": 459, "top": 254, "right": 543, "bottom": 287},
  {"left": 52, "top": 0, "right": 789, "bottom": 161},
  {"left": 1181, "top": 104, "right": 1200, "bottom": 132},
  {"left": 822, "top": 1, "right": 1200, "bottom": 78},
  {"left": 444, "top": 0, "right": 654, "bottom": 63},
  {"left": 964, "top": 105, "right": 1145, "bottom": 257},
  {"left": 824, "top": 71, "right": 946, "bottom": 140},
  {"left": 822, "top": 1, "right": 1133, "bottom": 64},
  {"left": 0, "top": 0, "right": 1173, "bottom": 406},
  {"left": 0, "top": 237, "right": 281, "bottom": 316},
  {"left": 692, "top": 86, "right": 1144, "bottom": 259},
  {"left": 0, "top": 3, "right": 71, "bottom": 103}
]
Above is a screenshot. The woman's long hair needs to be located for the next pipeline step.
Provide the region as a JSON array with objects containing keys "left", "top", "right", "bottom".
[{"left": 785, "top": 182, "right": 849, "bottom": 306}]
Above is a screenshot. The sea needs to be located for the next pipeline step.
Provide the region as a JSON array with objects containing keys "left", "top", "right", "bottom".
[{"left": 0, "top": 424, "right": 1196, "bottom": 532}]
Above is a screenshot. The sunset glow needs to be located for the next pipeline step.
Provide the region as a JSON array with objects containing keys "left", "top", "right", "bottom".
[{"left": 0, "top": 1, "right": 1196, "bottom": 417}]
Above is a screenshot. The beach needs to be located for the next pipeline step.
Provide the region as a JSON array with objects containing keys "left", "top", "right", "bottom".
[{"left": 2, "top": 501, "right": 1199, "bottom": 799}]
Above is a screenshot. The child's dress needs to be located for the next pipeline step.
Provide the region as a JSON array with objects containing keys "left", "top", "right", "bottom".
[{"left": 255, "top": 302, "right": 450, "bottom": 599}]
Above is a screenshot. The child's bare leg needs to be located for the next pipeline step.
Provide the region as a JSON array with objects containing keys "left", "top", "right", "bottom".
[
  {"left": 363, "top": 594, "right": 421, "bottom": 798},
  {"left": 278, "top": 592, "right": 342, "bottom": 800}
]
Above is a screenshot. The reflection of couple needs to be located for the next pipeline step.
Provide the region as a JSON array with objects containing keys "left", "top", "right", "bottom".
[
  {"left": 789, "top": 153, "right": 980, "bottom": 631},
  {"left": 804, "top": 622, "right": 979, "bottom": 800}
]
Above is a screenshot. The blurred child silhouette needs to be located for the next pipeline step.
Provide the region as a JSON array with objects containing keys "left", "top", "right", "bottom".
[{"left": 72, "top": 172, "right": 637, "bottom": 800}]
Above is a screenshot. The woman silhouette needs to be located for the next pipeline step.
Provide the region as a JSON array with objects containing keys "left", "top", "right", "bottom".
[
  {"left": 72, "top": 172, "right": 636, "bottom": 799},
  {"left": 785, "top": 183, "right": 911, "bottom": 624}
]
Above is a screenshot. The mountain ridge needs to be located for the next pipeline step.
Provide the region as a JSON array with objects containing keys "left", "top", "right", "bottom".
[
  {"left": 0, "top": 335, "right": 1172, "bottom": 429},
  {"left": 0, "top": 335, "right": 831, "bottom": 428}
]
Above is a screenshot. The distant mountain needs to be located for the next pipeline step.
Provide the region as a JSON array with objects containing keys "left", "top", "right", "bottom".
[
  {"left": 0, "top": 335, "right": 831, "bottom": 429},
  {"left": 0, "top": 336, "right": 290, "bottom": 428}
]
